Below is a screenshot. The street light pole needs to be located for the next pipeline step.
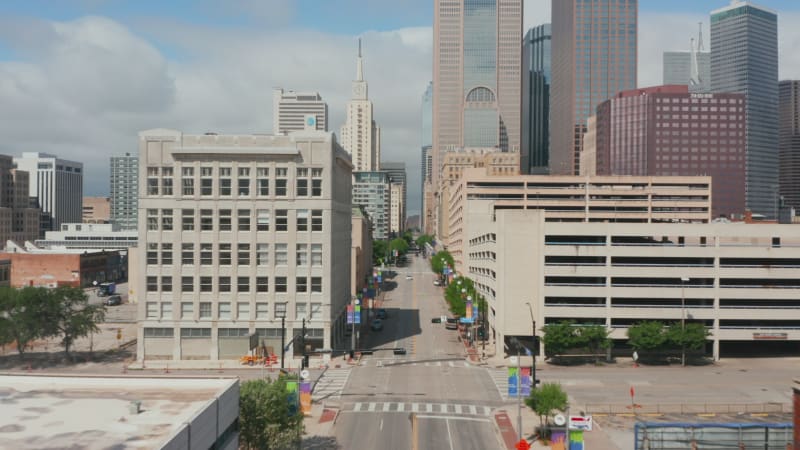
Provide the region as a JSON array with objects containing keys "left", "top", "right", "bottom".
[
  {"left": 680, "top": 277, "right": 689, "bottom": 367},
  {"left": 525, "top": 302, "right": 537, "bottom": 390},
  {"left": 517, "top": 344, "right": 522, "bottom": 442},
  {"left": 280, "top": 316, "right": 286, "bottom": 369}
]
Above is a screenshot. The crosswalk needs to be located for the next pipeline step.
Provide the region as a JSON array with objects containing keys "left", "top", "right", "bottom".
[
  {"left": 489, "top": 368, "right": 510, "bottom": 401},
  {"left": 344, "top": 401, "right": 493, "bottom": 417},
  {"left": 312, "top": 368, "right": 352, "bottom": 401},
  {"left": 360, "top": 358, "right": 473, "bottom": 368}
]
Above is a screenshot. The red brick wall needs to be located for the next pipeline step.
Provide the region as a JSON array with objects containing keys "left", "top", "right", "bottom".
[{"left": 3, "top": 253, "right": 82, "bottom": 288}]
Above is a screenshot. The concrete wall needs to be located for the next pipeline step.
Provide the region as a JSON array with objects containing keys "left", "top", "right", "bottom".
[
  {"left": 143, "top": 337, "right": 172, "bottom": 360},
  {"left": 159, "top": 379, "right": 239, "bottom": 450},
  {"left": 180, "top": 338, "right": 212, "bottom": 360},
  {"left": 218, "top": 338, "right": 249, "bottom": 359}
]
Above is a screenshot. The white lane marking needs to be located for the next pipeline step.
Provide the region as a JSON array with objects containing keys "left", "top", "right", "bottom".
[
  {"left": 368, "top": 402, "right": 377, "bottom": 412},
  {"left": 354, "top": 403, "right": 363, "bottom": 412},
  {"left": 463, "top": 361, "right": 469, "bottom": 367},
  {"left": 446, "top": 418, "right": 455, "bottom": 450},
  {"left": 397, "top": 403, "right": 405, "bottom": 412},
  {"left": 426, "top": 403, "right": 433, "bottom": 413},
  {"left": 448, "top": 361, "right": 455, "bottom": 367},
  {"left": 439, "top": 404, "right": 448, "bottom": 413},
  {"left": 454, "top": 404, "right": 462, "bottom": 414},
  {"left": 382, "top": 402, "right": 391, "bottom": 412},
  {"left": 482, "top": 406, "right": 491, "bottom": 416},
  {"left": 380, "top": 419, "right": 384, "bottom": 431},
  {"left": 412, "top": 403, "right": 420, "bottom": 412},
  {"left": 416, "top": 415, "right": 492, "bottom": 423}
]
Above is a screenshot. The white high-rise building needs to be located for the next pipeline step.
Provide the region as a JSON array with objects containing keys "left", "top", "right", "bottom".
[
  {"left": 340, "top": 39, "right": 381, "bottom": 172},
  {"left": 272, "top": 88, "right": 328, "bottom": 135},
  {"left": 14, "top": 152, "right": 83, "bottom": 231},
  {"left": 390, "top": 182, "right": 403, "bottom": 236}
]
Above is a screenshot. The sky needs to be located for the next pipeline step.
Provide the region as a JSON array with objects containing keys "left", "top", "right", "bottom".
[{"left": 0, "top": 0, "right": 798, "bottom": 218}]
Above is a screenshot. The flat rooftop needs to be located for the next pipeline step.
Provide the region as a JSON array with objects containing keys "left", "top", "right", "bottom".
[{"left": 0, "top": 374, "right": 237, "bottom": 449}]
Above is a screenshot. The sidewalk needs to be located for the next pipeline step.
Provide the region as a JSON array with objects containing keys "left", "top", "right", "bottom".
[{"left": 302, "top": 401, "right": 340, "bottom": 448}]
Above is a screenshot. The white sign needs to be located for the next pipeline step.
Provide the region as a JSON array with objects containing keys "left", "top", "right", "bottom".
[
  {"left": 509, "top": 356, "right": 518, "bottom": 365},
  {"left": 554, "top": 414, "right": 567, "bottom": 426},
  {"left": 300, "top": 370, "right": 310, "bottom": 380},
  {"left": 568, "top": 415, "right": 593, "bottom": 431}
]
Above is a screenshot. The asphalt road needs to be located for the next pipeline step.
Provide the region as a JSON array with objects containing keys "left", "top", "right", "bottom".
[{"left": 333, "top": 254, "right": 505, "bottom": 450}]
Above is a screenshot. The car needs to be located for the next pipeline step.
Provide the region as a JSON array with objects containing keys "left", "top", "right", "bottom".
[
  {"left": 433, "top": 280, "right": 441, "bottom": 286},
  {"left": 370, "top": 319, "right": 383, "bottom": 331},
  {"left": 445, "top": 317, "right": 459, "bottom": 330},
  {"left": 431, "top": 317, "right": 442, "bottom": 324},
  {"left": 104, "top": 295, "right": 122, "bottom": 306},
  {"left": 377, "top": 309, "right": 387, "bottom": 319},
  {"left": 405, "top": 274, "right": 413, "bottom": 280}
]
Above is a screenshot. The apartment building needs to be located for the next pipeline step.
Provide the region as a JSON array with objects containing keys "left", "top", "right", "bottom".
[
  {"left": 448, "top": 172, "right": 711, "bottom": 271},
  {"left": 467, "top": 208, "right": 800, "bottom": 361},
  {"left": 352, "top": 171, "right": 390, "bottom": 240},
  {"left": 110, "top": 153, "right": 139, "bottom": 231},
  {"left": 136, "top": 128, "right": 352, "bottom": 363},
  {"left": 272, "top": 88, "right": 328, "bottom": 135}
]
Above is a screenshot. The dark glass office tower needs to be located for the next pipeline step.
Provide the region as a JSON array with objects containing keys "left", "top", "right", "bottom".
[{"left": 521, "top": 24, "right": 551, "bottom": 174}]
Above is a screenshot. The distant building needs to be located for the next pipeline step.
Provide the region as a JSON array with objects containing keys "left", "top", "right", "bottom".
[
  {"left": 390, "top": 183, "right": 403, "bottom": 236},
  {"left": 579, "top": 116, "right": 596, "bottom": 176},
  {"left": 551, "top": 0, "right": 638, "bottom": 175},
  {"left": 663, "top": 23, "right": 711, "bottom": 93},
  {"left": 0, "top": 155, "right": 40, "bottom": 247},
  {"left": 421, "top": 81, "right": 433, "bottom": 231},
  {"left": 353, "top": 171, "right": 390, "bottom": 240},
  {"left": 83, "top": 197, "right": 110, "bottom": 224},
  {"left": 1, "top": 243, "right": 124, "bottom": 288},
  {"left": 351, "top": 206, "right": 373, "bottom": 296},
  {"left": 340, "top": 40, "right": 381, "bottom": 172},
  {"left": 36, "top": 223, "right": 138, "bottom": 250},
  {"left": 522, "top": 24, "right": 552, "bottom": 174},
  {"left": 593, "top": 85, "right": 746, "bottom": 218},
  {"left": 110, "top": 153, "right": 138, "bottom": 231},
  {"left": 14, "top": 152, "right": 83, "bottom": 231},
  {"left": 272, "top": 88, "right": 328, "bottom": 135},
  {"left": 711, "top": 0, "right": 779, "bottom": 217},
  {"left": 380, "top": 162, "right": 406, "bottom": 234},
  {"left": 779, "top": 80, "right": 800, "bottom": 211}
]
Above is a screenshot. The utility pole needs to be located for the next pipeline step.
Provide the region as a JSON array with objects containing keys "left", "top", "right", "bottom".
[
  {"left": 516, "top": 344, "right": 522, "bottom": 442},
  {"left": 280, "top": 316, "right": 286, "bottom": 369},
  {"left": 301, "top": 318, "right": 307, "bottom": 370}
]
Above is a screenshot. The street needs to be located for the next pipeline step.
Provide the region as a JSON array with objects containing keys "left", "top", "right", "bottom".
[{"left": 333, "top": 254, "right": 506, "bottom": 450}]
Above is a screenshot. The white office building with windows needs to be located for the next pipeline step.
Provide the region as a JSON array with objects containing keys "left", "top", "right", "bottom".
[
  {"left": 136, "top": 128, "right": 352, "bottom": 363},
  {"left": 13, "top": 152, "right": 83, "bottom": 231}
]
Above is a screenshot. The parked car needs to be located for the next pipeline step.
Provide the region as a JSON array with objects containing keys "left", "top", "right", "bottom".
[
  {"left": 431, "top": 317, "right": 442, "bottom": 324},
  {"left": 405, "top": 274, "right": 413, "bottom": 280},
  {"left": 104, "top": 295, "right": 122, "bottom": 306},
  {"left": 371, "top": 319, "right": 383, "bottom": 331},
  {"left": 377, "top": 309, "right": 387, "bottom": 319},
  {"left": 445, "top": 317, "right": 459, "bottom": 330}
]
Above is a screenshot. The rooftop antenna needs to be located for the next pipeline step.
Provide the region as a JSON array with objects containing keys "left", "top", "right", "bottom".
[
  {"left": 356, "top": 38, "right": 364, "bottom": 81},
  {"left": 697, "top": 22, "right": 705, "bottom": 52},
  {"left": 690, "top": 37, "right": 699, "bottom": 87}
]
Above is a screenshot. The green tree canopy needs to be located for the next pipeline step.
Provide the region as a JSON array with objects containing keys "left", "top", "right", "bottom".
[
  {"left": 430, "top": 250, "right": 454, "bottom": 275},
  {"left": 627, "top": 321, "right": 669, "bottom": 353},
  {"left": 46, "top": 287, "right": 105, "bottom": 359},
  {"left": 541, "top": 321, "right": 580, "bottom": 358},
  {"left": 0, "top": 287, "right": 53, "bottom": 357},
  {"left": 525, "top": 382, "right": 569, "bottom": 426},
  {"left": 415, "top": 234, "right": 434, "bottom": 249},
  {"left": 239, "top": 377, "right": 304, "bottom": 450},
  {"left": 372, "top": 240, "right": 389, "bottom": 265},
  {"left": 577, "top": 325, "right": 612, "bottom": 362},
  {"left": 667, "top": 322, "right": 711, "bottom": 352},
  {"left": 389, "top": 238, "right": 409, "bottom": 257}
]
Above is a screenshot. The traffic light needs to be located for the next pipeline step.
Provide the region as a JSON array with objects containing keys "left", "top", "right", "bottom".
[
  {"left": 360, "top": 350, "right": 374, "bottom": 356},
  {"left": 534, "top": 378, "right": 541, "bottom": 386},
  {"left": 393, "top": 348, "right": 407, "bottom": 355},
  {"left": 349, "top": 350, "right": 355, "bottom": 359},
  {"left": 303, "top": 355, "right": 309, "bottom": 369}
]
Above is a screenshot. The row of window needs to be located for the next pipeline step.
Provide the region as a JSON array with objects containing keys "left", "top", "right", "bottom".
[
  {"left": 146, "top": 167, "right": 323, "bottom": 197},
  {"left": 146, "top": 275, "right": 323, "bottom": 294},
  {"left": 146, "top": 243, "right": 323, "bottom": 266},
  {"left": 146, "top": 209, "right": 323, "bottom": 232},
  {"left": 144, "top": 326, "right": 325, "bottom": 339},
  {"left": 144, "top": 301, "right": 324, "bottom": 321}
]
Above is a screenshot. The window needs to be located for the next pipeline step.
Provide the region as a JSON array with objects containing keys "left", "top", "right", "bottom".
[
  {"left": 297, "top": 209, "right": 308, "bottom": 231},
  {"left": 255, "top": 303, "right": 268, "bottom": 319},
  {"left": 311, "top": 277, "right": 322, "bottom": 293},
  {"left": 237, "top": 302, "right": 250, "bottom": 320},
  {"left": 182, "top": 167, "right": 194, "bottom": 196},
  {"left": 219, "top": 276, "right": 231, "bottom": 292},
  {"left": 220, "top": 167, "right": 231, "bottom": 196},
  {"left": 311, "top": 244, "right": 322, "bottom": 266},
  {"left": 147, "top": 276, "right": 158, "bottom": 292},
  {"left": 146, "top": 302, "right": 158, "bottom": 318},
  {"left": 200, "top": 209, "right": 213, "bottom": 231},
  {"left": 200, "top": 244, "right": 213, "bottom": 265},
  {"left": 147, "top": 243, "right": 158, "bottom": 265},
  {"left": 162, "top": 168, "right": 173, "bottom": 195},
  {"left": 256, "top": 276, "right": 269, "bottom": 293},
  {"left": 144, "top": 327, "right": 173, "bottom": 338},
  {"left": 200, "top": 276, "right": 212, "bottom": 292},
  {"left": 276, "top": 168, "right": 288, "bottom": 196},
  {"left": 257, "top": 244, "right": 269, "bottom": 265},
  {"left": 161, "top": 243, "right": 172, "bottom": 265},
  {"left": 181, "top": 328, "right": 211, "bottom": 338},
  {"left": 312, "top": 168, "right": 323, "bottom": 197},
  {"left": 238, "top": 276, "right": 250, "bottom": 292},
  {"left": 219, "top": 209, "right": 232, "bottom": 231},
  {"left": 310, "top": 303, "right": 322, "bottom": 320},
  {"left": 182, "top": 243, "right": 194, "bottom": 265},
  {"left": 257, "top": 210, "right": 270, "bottom": 231},
  {"left": 296, "top": 276, "right": 308, "bottom": 293},
  {"left": 275, "top": 276, "right": 287, "bottom": 293},
  {"left": 312, "top": 210, "right": 323, "bottom": 231},
  {"left": 238, "top": 177, "right": 250, "bottom": 196},
  {"left": 275, "top": 244, "right": 288, "bottom": 266},
  {"left": 296, "top": 303, "right": 307, "bottom": 320},
  {"left": 161, "top": 302, "right": 173, "bottom": 319},
  {"left": 276, "top": 210, "right": 288, "bottom": 231},
  {"left": 297, "top": 168, "right": 308, "bottom": 196},
  {"left": 182, "top": 276, "right": 194, "bottom": 292},
  {"left": 161, "top": 209, "right": 173, "bottom": 231},
  {"left": 181, "top": 302, "right": 193, "bottom": 319},
  {"left": 199, "top": 302, "right": 212, "bottom": 319},
  {"left": 296, "top": 244, "right": 308, "bottom": 266},
  {"left": 275, "top": 302, "right": 287, "bottom": 319},
  {"left": 219, "top": 244, "right": 231, "bottom": 265},
  {"left": 147, "top": 167, "right": 159, "bottom": 195},
  {"left": 238, "top": 244, "right": 250, "bottom": 266},
  {"left": 238, "top": 209, "right": 251, "bottom": 231},
  {"left": 182, "top": 209, "right": 195, "bottom": 231},
  {"left": 147, "top": 209, "right": 158, "bottom": 231},
  {"left": 200, "top": 176, "right": 213, "bottom": 196},
  {"left": 257, "top": 168, "right": 269, "bottom": 196},
  {"left": 218, "top": 302, "right": 231, "bottom": 319},
  {"left": 161, "top": 276, "right": 172, "bottom": 292}
]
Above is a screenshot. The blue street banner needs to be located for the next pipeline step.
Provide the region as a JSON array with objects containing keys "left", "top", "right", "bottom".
[
  {"left": 367, "top": 288, "right": 376, "bottom": 298},
  {"left": 346, "top": 305, "right": 354, "bottom": 324},
  {"left": 377, "top": 275, "right": 382, "bottom": 283},
  {"left": 507, "top": 367, "right": 519, "bottom": 397},
  {"left": 287, "top": 381, "right": 299, "bottom": 416},
  {"left": 354, "top": 305, "right": 361, "bottom": 324},
  {"left": 521, "top": 367, "right": 532, "bottom": 397},
  {"left": 465, "top": 300, "right": 473, "bottom": 320}
]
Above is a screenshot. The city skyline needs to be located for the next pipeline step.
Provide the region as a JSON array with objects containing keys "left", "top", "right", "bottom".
[{"left": 0, "top": 1, "right": 798, "bottom": 217}]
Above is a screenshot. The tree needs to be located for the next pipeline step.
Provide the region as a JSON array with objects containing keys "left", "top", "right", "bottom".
[
  {"left": 46, "top": 286, "right": 105, "bottom": 359},
  {"left": 577, "top": 325, "right": 612, "bottom": 363},
  {"left": 666, "top": 322, "right": 711, "bottom": 353},
  {"left": 627, "top": 321, "right": 669, "bottom": 354},
  {"left": 389, "top": 238, "right": 409, "bottom": 259},
  {"left": 402, "top": 230, "right": 414, "bottom": 245},
  {"left": 541, "top": 321, "right": 580, "bottom": 358},
  {"left": 239, "top": 377, "right": 304, "bottom": 450},
  {"left": 415, "top": 234, "right": 434, "bottom": 249},
  {"left": 430, "top": 250, "right": 454, "bottom": 276},
  {"left": 525, "top": 382, "right": 568, "bottom": 428},
  {"left": 372, "top": 240, "right": 389, "bottom": 266},
  {"left": 0, "top": 287, "right": 51, "bottom": 358}
]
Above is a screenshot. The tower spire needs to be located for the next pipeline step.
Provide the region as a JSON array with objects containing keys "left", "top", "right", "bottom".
[
  {"left": 697, "top": 22, "right": 705, "bottom": 52},
  {"left": 356, "top": 38, "right": 364, "bottom": 82}
]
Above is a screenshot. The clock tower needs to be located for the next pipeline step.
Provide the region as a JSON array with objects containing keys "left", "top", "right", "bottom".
[
  {"left": 341, "top": 38, "right": 381, "bottom": 171},
  {"left": 352, "top": 39, "right": 368, "bottom": 101}
]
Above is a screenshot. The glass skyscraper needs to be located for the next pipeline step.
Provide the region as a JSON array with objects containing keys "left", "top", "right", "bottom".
[
  {"left": 521, "top": 24, "right": 551, "bottom": 174},
  {"left": 421, "top": 82, "right": 433, "bottom": 230},
  {"left": 110, "top": 153, "right": 139, "bottom": 230},
  {"left": 711, "top": 1, "right": 779, "bottom": 218},
  {"left": 550, "top": 0, "right": 638, "bottom": 175}
]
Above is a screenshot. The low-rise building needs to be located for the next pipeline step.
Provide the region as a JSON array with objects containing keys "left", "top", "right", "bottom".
[
  {"left": 0, "top": 374, "right": 239, "bottom": 450},
  {"left": 36, "top": 222, "right": 138, "bottom": 250},
  {"left": 0, "top": 244, "right": 124, "bottom": 288},
  {"left": 466, "top": 208, "right": 800, "bottom": 361}
]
